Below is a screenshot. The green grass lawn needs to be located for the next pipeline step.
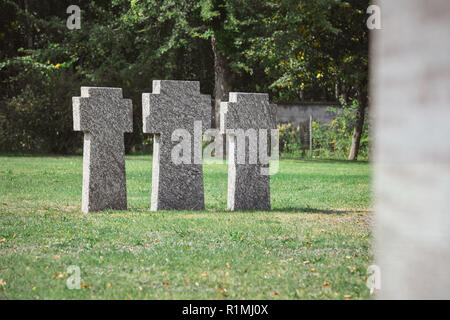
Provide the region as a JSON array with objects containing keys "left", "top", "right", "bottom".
[{"left": 0, "top": 154, "right": 372, "bottom": 299}]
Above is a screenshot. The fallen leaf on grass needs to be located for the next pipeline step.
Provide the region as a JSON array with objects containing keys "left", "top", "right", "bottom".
[
  {"left": 201, "top": 271, "right": 208, "bottom": 276},
  {"left": 0, "top": 279, "right": 6, "bottom": 286},
  {"left": 225, "top": 263, "right": 231, "bottom": 269},
  {"left": 323, "top": 282, "right": 330, "bottom": 287},
  {"left": 0, "top": 238, "right": 6, "bottom": 243},
  {"left": 344, "top": 295, "right": 351, "bottom": 300}
]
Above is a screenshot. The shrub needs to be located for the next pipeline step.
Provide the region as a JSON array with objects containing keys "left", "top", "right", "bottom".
[
  {"left": 277, "top": 123, "right": 304, "bottom": 157},
  {"left": 276, "top": 100, "right": 370, "bottom": 160},
  {"left": 311, "top": 100, "right": 370, "bottom": 159}
]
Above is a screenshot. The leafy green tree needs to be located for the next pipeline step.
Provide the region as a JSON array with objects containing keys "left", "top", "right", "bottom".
[
  {"left": 0, "top": 0, "right": 128, "bottom": 152},
  {"left": 0, "top": 0, "right": 213, "bottom": 152},
  {"left": 242, "top": 0, "right": 369, "bottom": 159},
  {"left": 121, "top": 0, "right": 274, "bottom": 126},
  {"left": 1, "top": 0, "right": 369, "bottom": 159}
]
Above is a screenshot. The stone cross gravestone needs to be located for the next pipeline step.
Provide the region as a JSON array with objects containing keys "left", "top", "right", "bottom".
[
  {"left": 220, "top": 92, "right": 277, "bottom": 211},
  {"left": 73, "top": 87, "right": 133, "bottom": 213},
  {"left": 143, "top": 80, "right": 211, "bottom": 211}
]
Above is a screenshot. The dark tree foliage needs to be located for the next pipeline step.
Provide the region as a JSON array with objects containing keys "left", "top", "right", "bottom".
[{"left": 0, "top": 0, "right": 369, "bottom": 156}]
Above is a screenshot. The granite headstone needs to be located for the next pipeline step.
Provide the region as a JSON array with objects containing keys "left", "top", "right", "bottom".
[
  {"left": 220, "top": 92, "right": 277, "bottom": 211},
  {"left": 73, "top": 87, "right": 132, "bottom": 213},
  {"left": 142, "top": 80, "right": 211, "bottom": 211}
]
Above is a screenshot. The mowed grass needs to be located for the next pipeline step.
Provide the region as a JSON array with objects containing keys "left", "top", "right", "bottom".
[{"left": 0, "top": 154, "right": 372, "bottom": 299}]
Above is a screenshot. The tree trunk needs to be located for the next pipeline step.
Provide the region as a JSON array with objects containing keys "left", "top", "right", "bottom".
[
  {"left": 211, "top": 36, "right": 232, "bottom": 156},
  {"left": 23, "top": 0, "right": 33, "bottom": 49},
  {"left": 348, "top": 91, "right": 368, "bottom": 160}
]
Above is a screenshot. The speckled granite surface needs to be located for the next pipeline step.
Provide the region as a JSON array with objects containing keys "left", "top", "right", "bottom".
[
  {"left": 143, "top": 80, "right": 211, "bottom": 211},
  {"left": 220, "top": 93, "right": 277, "bottom": 211},
  {"left": 73, "top": 87, "right": 132, "bottom": 213}
]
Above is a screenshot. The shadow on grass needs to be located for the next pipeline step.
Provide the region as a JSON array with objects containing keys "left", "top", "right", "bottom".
[
  {"left": 280, "top": 157, "right": 369, "bottom": 165},
  {"left": 0, "top": 152, "right": 82, "bottom": 158},
  {"left": 125, "top": 206, "right": 367, "bottom": 216},
  {"left": 271, "top": 207, "right": 368, "bottom": 215}
]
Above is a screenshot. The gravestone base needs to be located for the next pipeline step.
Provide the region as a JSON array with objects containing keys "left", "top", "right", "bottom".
[
  {"left": 82, "top": 132, "right": 128, "bottom": 213},
  {"left": 151, "top": 137, "right": 205, "bottom": 211},
  {"left": 228, "top": 163, "right": 270, "bottom": 211}
]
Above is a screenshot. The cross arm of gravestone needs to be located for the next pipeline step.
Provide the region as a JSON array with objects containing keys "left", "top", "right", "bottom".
[
  {"left": 73, "top": 87, "right": 132, "bottom": 134},
  {"left": 142, "top": 80, "right": 211, "bottom": 136},
  {"left": 219, "top": 92, "right": 275, "bottom": 134}
]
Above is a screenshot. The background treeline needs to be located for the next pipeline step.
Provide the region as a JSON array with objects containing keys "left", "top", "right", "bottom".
[{"left": 0, "top": 0, "right": 369, "bottom": 159}]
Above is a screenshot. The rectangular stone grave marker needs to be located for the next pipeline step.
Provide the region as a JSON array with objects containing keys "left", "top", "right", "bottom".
[
  {"left": 220, "top": 92, "right": 277, "bottom": 211},
  {"left": 143, "top": 80, "right": 211, "bottom": 210},
  {"left": 73, "top": 87, "right": 132, "bottom": 213}
]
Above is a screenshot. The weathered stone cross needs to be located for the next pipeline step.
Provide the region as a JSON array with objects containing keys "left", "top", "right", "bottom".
[
  {"left": 73, "top": 87, "right": 133, "bottom": 213},
  {"left": 143, "top": 80, "right": 211, "bottom": 210},
  {"left": 220, "top": 93, "right": 277, "bottom": 211}
]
